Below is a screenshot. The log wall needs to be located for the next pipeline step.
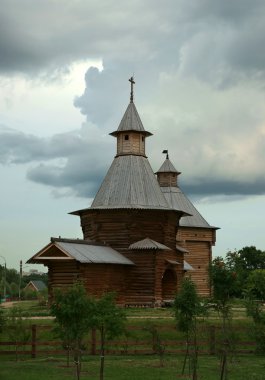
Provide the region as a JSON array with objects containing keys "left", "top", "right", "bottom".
[
  {"left": 117, "top": 132, "right": 145, "bottom": 156},
  {"left": 47, "top": 261, "right": 128, "bottom": 304},
  {"left": 79, "top": 208, "right": 183, "bottom": 306},
  {"left": 81, "top": 209, "right": 180, "bottom": 251},
  {"left": 177, "top": 227, "right": 215, "bottom": 296},
  {"left": 47, "top": 261, "right": 79, "bottom": 302}
]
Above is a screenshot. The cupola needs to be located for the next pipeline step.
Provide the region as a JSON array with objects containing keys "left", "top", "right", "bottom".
[
  {"left": 109, "top": 77, "right": 152, "bottom": 157},
  {"left": 156, "top": 150, "right": 181, "bottom": 187}
]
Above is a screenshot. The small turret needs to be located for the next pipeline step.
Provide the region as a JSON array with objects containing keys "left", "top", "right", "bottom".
[
  {"left": 109, "top": 77, "right": 152, "bottom": 157},
  {"left": 156, "top": 150, "right": 181, "bottom": 187}
]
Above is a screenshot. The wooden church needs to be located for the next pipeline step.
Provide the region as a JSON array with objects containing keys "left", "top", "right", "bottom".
[{"left": 28, "top": 78, "right": 218, "bottom": 306}]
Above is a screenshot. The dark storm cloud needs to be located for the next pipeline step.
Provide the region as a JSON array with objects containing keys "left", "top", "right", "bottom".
[
  {"left": 27, "top": 160, "right": 107, "bottom": 199},
  {"left": 0, "top": 126, "right": 86, "bottom": 164},
  {"left": 0, "top": 124, "right": 113, "bottom": 198},
  {"left": 1, "top": 117, "right": 265, "bottom": 199},
  {"left": 182, "top": 178, "right": 265, "bottom": 197},
  {"left": 73, "top": 64, "right": 157, "bottom": 127},
  {"left": 1, "top": 0, "right": 265, "bottom": 84},
  {"left": 1, "top": 0, "right": 265, "bottom": 200}
]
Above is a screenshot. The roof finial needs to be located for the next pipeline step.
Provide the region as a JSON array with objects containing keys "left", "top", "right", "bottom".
[
  {"left": 162, "top": 149, "right": 169, "bottom": 159},
  {"left": 129, "top": 76, "right": 135, "bottom": 103}
]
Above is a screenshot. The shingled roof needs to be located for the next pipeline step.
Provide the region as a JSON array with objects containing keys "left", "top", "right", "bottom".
[
  {"left": 161, "top": 186, "right": 214, "bottom": 228},
  {"left": 90, "top": 155, "right": 171, "bottom": 210},
  {"left": 71, "top": 91, "right": 187, "bottom": 215},
  {"left": 157, "top": 158, "right": 217, "bottom": 228},
  {"left": 156, "top": 158, "right": 180, "bottom": 174},
  {"left": 109, "top": 102, "right": 152, "bottom": 137},
  {"left": 28, "top": 238, "right": 134, "bottom": 266},
  {"left": 129, "top": 238, "right": 171, "bottom": 250}
]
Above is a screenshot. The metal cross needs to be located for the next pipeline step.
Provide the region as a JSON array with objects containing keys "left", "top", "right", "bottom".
[{"left": 129, "top": 76, "right": 135, "bottom": 103}]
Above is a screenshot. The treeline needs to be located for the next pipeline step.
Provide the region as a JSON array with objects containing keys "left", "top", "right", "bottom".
[
  {"left": 0, "top": 265, "right": 48, "bottom": 299},
  {"left": 213, "top": 245, "right": 265, "bottom": 299}
]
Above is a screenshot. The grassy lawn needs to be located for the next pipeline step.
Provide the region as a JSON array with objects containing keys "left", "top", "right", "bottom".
[
  {"left": 1, "top": 354, "right": 265, "bottom": 380},
  {"left": 1, "top": 300, "right": 264, "bottom": 379},
  {"left": 2, "top": 298, "right": 262, "bottom": 319},
  {"left": 1, "top": 300, "right": 50, "bottom": 317}
]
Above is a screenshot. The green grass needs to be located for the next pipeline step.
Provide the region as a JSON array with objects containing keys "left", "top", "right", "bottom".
[
  {"left": 0, "top": 354, "right": 265, "bottom": 380},
  {"left": 3, "top": 298, "right": 263, "bottom": 319},
  {"left": 0, "top": 312, "right": 259, "bottom": 356},
  {"left": 2, "top": 300, "right": 50, "bottom": 317},
  {"left": 1, "top": 301, "right": 265, "bottom": 379}
]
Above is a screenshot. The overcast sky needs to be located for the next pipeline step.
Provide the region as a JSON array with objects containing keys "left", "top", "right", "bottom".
[{"left": 0, "top": 0, "right": 264, "bottom": 271}]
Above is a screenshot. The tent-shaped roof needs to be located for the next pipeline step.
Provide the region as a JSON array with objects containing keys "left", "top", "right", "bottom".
[
  {"left": 110, "top": 102, "right": 152, "bottom": 137},
  {"left": 27, "top": 238, "right": 134, "bottom": 266},
  {"left": 129, "top": 238, "right": 171, "bottom": 250},
  {"left": 157, "top": 157, "right": 217, "bottom": 228},
  {"left": 156, "top": 158, "right": 180, "bottom": 174},
  {"left": 84, "top": 155, "right": 173, "bottom": 211}
]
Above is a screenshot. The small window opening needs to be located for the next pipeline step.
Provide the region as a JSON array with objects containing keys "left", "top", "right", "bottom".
[
  {"left": 124, "top": 135, "right": 129, "bottom": 141},
  {"left": 142, "top": 136, "right": 144, "bottom": 142}
]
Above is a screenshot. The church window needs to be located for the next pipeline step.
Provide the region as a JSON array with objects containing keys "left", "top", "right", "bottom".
[{"left": 124, "top": 135, "right": 129, "bottom": 140}]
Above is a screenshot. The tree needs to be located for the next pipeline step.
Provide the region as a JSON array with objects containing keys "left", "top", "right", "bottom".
[
  {"left": 5, "top": 268, "right": 20, "bottom": 285},
  {"left": 246, "top": 270, "right": 265, "bottom": 301},
  {"left": 145, "top": 323, "right": 165, "bottom": 367},
  {"left": 7, "top": 306, "right": 31, "bottom": 361},
  {"left": 173, "top": 278, "right": 205, "bottom": 380},
  {"left": 91, "top": 293, "right": 126, "bottom": 380},
  {"left": 210, "top": 257, "right": 238, "bottom": 380},
  {"left": 10, "top": 282, "right": 19, "bottom": 298},
  {"left": 50, "top": 283, "right": 95, "bottom": 380},
  {"left": 245, "top": 270, "right": 265, "bottom": 354},
  {"left": 226, "top": 246, "right": 265, "bottom": 297},
  {"left": 237, "top": 246, "right": 265, "bottom": 271}
]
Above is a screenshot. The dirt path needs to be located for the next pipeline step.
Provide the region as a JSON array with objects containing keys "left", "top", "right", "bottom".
[{"left": 1, "top": 301, "right": 15, "bottom": 308}]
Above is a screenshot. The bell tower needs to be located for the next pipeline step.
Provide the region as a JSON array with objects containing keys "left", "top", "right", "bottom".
[{"left": 109, "top": 77, "right": 152, "bottom": 157}]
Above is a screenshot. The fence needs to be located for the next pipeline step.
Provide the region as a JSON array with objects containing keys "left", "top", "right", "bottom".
[{"left": 0, "top": 324, "right": 257, "bottom": 358}]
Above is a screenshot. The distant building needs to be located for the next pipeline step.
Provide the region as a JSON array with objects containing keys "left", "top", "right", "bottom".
[
  {"left": 24, "top": 280, "right": 47, "bottom": 293},
  {"left": 22, "top": 269, "right": 46, "bottom": 276},
  {"left": 28, "top": 78, "right": 218, "bottom": 305}
]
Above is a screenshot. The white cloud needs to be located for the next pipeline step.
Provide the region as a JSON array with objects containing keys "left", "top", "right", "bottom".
[{"left": 1, "top": 0, "right": 265, "bottom": 268}]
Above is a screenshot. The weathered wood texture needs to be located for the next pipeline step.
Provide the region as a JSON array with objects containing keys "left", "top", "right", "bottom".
[
  {"left": 79, "top": 208, "right": 183, "bottom": 305},
  {"left": 157, "top": 172, "right": 178, "bottom": 187},
  {"left": 117, "top": 132, "right": 145, "bottom": 156},
  {"left": 120, "top": 249, "right": 184, "bottom": 305},
  {"left": 81, "top": 209, "right": 180, "bottom": 251},
  {"left": 47, "top": 261, "right": 128, "bottom": 304},
  {"left": 177, "top": 227, "right": 215, "bottom": 296},
  {"left": 81, "top": 264, "right": 128, "bottom": 303},
  {"left": 177, "top": 227, "right": 216, "bottom": 245},
  {"left": 47, "top": 261, "right": 79, "bottom": 302}
]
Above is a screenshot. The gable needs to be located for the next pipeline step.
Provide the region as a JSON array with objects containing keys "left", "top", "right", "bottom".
[
  {"left": 27, "top": 239, "right": 134, "bottom": 265},
  {"left": 28, "top": 243, "right": 74, "bottom": 262}
]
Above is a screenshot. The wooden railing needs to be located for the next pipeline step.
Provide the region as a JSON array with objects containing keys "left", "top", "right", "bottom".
[{"left": 0, "top": 324, "right": 257, "bottom": 358}]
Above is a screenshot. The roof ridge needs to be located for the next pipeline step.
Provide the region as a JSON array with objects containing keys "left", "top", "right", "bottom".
[{"left": 51, "top": 237, "right": 107, "bottom": 246}]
